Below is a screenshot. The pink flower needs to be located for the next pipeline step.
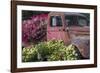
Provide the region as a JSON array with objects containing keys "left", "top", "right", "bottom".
[{"left": 22, "top": 13, "right": 48, "bottom": 47}]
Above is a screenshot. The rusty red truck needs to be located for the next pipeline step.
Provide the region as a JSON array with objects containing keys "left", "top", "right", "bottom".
[{"left": 47, "top": 12, "right": 90, "bottom": 59}]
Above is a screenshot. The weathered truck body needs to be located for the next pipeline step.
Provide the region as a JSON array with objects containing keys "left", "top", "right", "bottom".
[{"left": 47, "top": 12, "right": 90, "bottom": 59}]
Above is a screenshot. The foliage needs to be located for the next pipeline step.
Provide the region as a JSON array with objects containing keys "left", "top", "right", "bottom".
[
  {"left": 35, "top": 42, "right": 51, "bottom": 61},
  {"left": 22, "top": 40, "right": 80, "bottom": 62},
  {"left": 22, "top": 46, "right": 38, "bottom": 62},
  {"left": 22, "top": 13, "right": 48, "bottom": 47},
  {"left": 47, "top": 40, "right": 78, "bottom": 61},
  {"left": 22, "top": 10, "right": 49, "bottom": 20}
]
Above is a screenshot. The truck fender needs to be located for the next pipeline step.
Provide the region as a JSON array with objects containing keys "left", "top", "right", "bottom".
[{"left": 71, "top": 38, "right": 90, "bottom": 59}]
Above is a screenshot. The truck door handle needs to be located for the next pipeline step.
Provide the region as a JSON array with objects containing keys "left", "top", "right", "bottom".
[
  {"left": 63, "top": 28, "right": 65, "bottom": 31},
  {"left": 59, "top": 29, "right": 61, "bottom": 31}
]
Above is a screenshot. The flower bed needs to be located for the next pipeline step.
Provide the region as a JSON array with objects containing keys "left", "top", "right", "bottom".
[{"left": 22, "top": 40, "right": 81, "bottom": 62}]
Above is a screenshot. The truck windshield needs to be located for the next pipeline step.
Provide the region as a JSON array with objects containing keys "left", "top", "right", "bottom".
[{"left": 50, "top": 16, "right": 62, "bottom": 27}]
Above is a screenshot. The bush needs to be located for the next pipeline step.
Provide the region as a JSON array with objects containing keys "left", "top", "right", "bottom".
[
  {"left": 47, "top": 41, "right": 79, "bottom": 61},
  {"left": 22, "top": 46, "right": 38, "bottom": 62},
  {"left": 22, "top": 40, "right": 80, "bottom": 62},
  {"left": 22, "top": 14, "right": 48, "bottom": 47},
  {"left": 35, "top": 42, "right": 51, "bottom": 61}
]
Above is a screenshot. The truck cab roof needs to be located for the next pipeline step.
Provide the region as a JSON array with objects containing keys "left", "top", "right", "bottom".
[{"left": 49, "top": 12, "right": 87, "bottom": 18}]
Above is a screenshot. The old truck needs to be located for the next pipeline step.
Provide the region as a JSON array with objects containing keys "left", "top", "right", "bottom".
[{"left": 47, "top": 12, "right": 90, "bottom": 59}]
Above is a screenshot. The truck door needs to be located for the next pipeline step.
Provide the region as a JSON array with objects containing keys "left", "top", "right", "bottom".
[{"left": 47, "top": 15, "right": 70, "bottom": 44}]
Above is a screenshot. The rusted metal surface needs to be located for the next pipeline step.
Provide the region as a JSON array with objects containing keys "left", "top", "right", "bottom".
[
  {"left": 71, "top": 38, "right": 90, "bottom": 58},
  {"left": 47, "top": 12, "right": 90, "bottom": 58}
]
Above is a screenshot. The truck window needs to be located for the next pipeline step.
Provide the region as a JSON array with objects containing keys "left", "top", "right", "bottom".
[
  {"left": 65, "top": 15, "right": 89, "bottom": 27},
  {"left": 77, "top": 16, "right": 89, "bottom": 26},
  {"left": 50, "top": 16, "right": 62, "bottom": 27}
]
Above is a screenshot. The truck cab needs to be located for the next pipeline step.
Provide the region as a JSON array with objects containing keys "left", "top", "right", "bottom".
[{"left": 47, "top": 12, "right": 90, "bottom": 59}]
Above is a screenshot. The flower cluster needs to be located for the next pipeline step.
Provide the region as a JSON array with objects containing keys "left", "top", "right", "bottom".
[{"left": 22, "top": 14, "right": 48, "bottom": 47}]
